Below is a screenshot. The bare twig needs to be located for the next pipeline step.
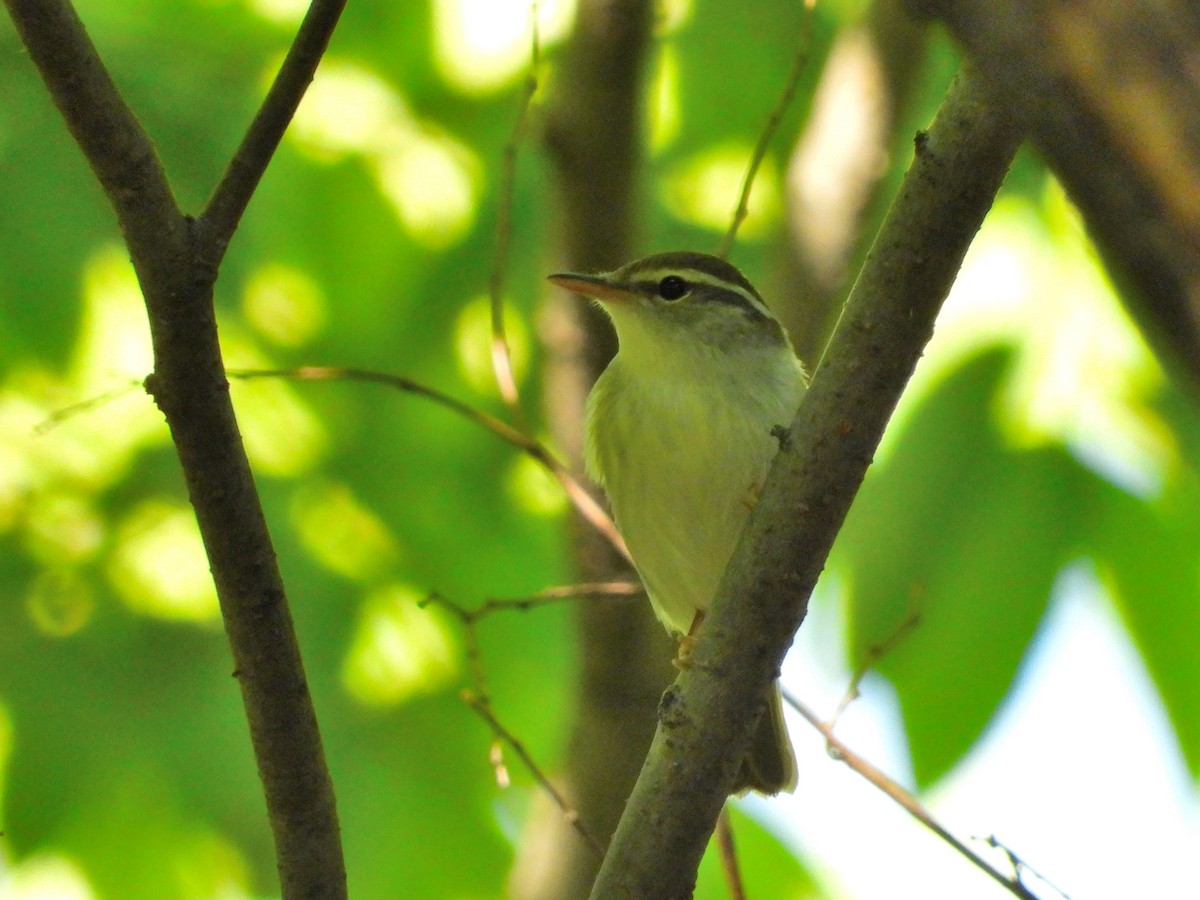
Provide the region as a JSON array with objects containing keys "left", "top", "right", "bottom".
[
  {"left": 421, "top": 590, "right": 606, "bottom": 857},
  {"left": 714, "top": 806, "right": 747, "bottom": 900},
  {"left": 422, "top": 584, "right": 639, "bottom": 704},
  {"left": 34, "top": 378, "right": 143, "bottom": 434},
  {"left": 464, "top": 691, "right": 607, "bottom": 857},
  {"left": 473, "top": 581, "right": 642, "bottom": 616},
  {"left": 977, "top": 834, "right": 1072, "bottom": 900},
  {"left": 785, "top": 690, "right": 1039, "bottom": 900},
  {"left": 717, "top": 4, "right": 815, "bottom": 259},
  {"left": 829, "top": 610, "right": 921, "bottom": 727},
  {"left": 231, "top": 365, "right": 532, "bottom": 446},
  {"left": 489, "top": 3, "right": 541, "bottom": 431},
  {"left": 199, "top": 0, "right": 347, "bottom": 267},
  {"left": 422, "top": 591, "right": 495, "bottom": 709},
  {"left": 227, "top": 366, "right": 631, "bottom": 561}
]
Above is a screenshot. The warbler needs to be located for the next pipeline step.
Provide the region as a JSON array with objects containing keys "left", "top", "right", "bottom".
[{"left": 549, "top": 251, "right": 806, "bottom": 795}]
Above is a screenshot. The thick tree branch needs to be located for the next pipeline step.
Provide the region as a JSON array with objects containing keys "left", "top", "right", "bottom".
[
  {"left": 590, "top": 65, "right": 1024, "bottom": 899},
  {"left": 915, "top": 0, "right": 1200, "bottom": 396},
  {"left": 3, "top": 1, "right": 346, "bottom": 896},
  {"left": 199, "top": 0, "right": 345, "bottom": 269}
]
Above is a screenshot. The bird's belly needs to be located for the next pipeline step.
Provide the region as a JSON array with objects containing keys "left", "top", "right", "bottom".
[{"left": 591, "top": 386, "right": 778, "bottom": 634}]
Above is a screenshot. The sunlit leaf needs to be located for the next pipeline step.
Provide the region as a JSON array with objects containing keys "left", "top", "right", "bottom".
[
  {"left": 695, "top": 806, "right": 819, "bottom": 900},
  {"left": 1093, "top": 391, "right": 1200, "bottom": 776},
  {"left": 840, "top": 348, "right": 1097, "bottom": 785}
]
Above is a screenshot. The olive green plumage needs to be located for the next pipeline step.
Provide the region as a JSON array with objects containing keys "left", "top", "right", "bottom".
[{"left": 550, "top": 252, "right": 807, "bottom": 795}]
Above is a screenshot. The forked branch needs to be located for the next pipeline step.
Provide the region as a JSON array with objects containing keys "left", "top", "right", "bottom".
[{"left": 3, "top": 0, "right": 349, "bottom": 895}]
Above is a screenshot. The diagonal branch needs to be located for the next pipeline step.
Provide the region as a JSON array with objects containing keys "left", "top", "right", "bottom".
[
  {"left": 716, "top": 6, "right": 814, "bottom": 260},
  {"left": 785, "top": 691, "right": 1040, "bottom": 900},
  {"left": 228, "top": 365, "right": 630, "bottom": 560},
  {"left": 917, "top": 0, "right": 1200, "bottom": 395},
  {"left": 589, "top": 64, "right": 1025, "bottom": 899},
  {"left": 199, "top": 0, "right": 347, "bottom": 267},
  {"left": 3, "top": 0, "right": 185, "bottom": 280}
]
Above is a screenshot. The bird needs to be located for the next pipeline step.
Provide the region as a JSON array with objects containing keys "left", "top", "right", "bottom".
[{"left": 548, "top": 250, "right": 807, "bottom": 795}]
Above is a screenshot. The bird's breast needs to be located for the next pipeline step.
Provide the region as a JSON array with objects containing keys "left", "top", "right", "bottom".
[{"left": 586, "top": 360, "right": 800, "bottom": 633}]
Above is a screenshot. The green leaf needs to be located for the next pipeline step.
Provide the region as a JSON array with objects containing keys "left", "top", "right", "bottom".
[
  {"left": 839, "top": 347, "right": 1095, "bottom": 786},
  {"left": 695, "top": 805, "right": 819, "bottom": 900},
  {"left": 1091, "top": 393, "right": 1200, "bottom": 776}
]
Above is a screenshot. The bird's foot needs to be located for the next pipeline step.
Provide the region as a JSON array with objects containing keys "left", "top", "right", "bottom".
[{"left": 673, "top": 611, "right": 707, "bottom": 669}]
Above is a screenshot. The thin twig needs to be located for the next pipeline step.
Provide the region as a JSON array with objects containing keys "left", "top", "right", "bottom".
[
  {"left": 422, "top": 591, "right": 495, "bottom": 707},
  {"left": 488, "top": 2, "right": 541, "bottom": 431},
  {"left": 715, "top": 806, "right": 747, "bottom": 900},
  {"left": 716, "top": 5, "right": 814, "bottom": 259},
  {"left": 473, "top": 581, "right": 642, "bottom": 616},
  {"left": 227, "top": 366, "right": 631, "bottom": 561},
  {"left": 420, "top": 590, "right": 514, "bottom": 792},
  {"left": 199, "top": 0, "right": 347, "bottom": 267},
  {"left": 422, "top": 592, "right": 601, "bottom": 853},
  {"left": 784, "top": 689, "right": 1040, "bottom": 900},
  {"left": 422, "top": 584, "right": 637, "bottom": 697},
  {"left": 34, "top": 378, "right": 143, "bottom": 434},
  {"left": 463, "top": 691, "right": 607, "bottom": 857},
  {"left": 829, "top": 610, "right": 921, "bottom": 728},
  {"left": 232, "top": 365, "right": 532, "bottom": 446},
  {"left": 976, "top": 835, "right": 1072, "bottom": 900}
]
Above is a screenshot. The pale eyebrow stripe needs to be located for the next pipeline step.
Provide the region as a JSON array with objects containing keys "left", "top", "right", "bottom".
[{"left": 633, "top": 267, "right": 773, "bottom": 320}]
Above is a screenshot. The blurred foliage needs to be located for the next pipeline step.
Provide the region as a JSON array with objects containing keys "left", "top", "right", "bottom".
[
  {"left": 0, "top": 0, "right": 1198, "bottom": 898},
  {"left": 838, "top": 181, "right": 1200, "bottom": 787}
]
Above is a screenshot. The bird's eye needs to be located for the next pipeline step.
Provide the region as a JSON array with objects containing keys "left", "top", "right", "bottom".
[{"left": 657, "top": 275, "right": 689, "bottom": 301}]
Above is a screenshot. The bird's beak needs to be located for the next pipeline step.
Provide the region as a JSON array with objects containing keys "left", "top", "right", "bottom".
[{"left": 547, "top": 272, "right": 638, "bottom": 304}]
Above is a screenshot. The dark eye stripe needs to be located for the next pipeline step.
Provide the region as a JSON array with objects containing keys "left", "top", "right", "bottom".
[{"left": 630, "top": 267, "right": 774, "bottom": 321}]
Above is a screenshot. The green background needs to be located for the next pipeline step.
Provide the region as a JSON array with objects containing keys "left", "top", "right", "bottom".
[{"left": 1, "top": 0, "right": 1197, "bottom": 896}]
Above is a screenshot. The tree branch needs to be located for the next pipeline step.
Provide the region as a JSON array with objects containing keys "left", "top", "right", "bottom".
[
  {"left": 786, "top": 691, "right": 1040, "bottom": 900},
  {"left": 589, "top": 64, "right": 1024, "bottom": 899},
  {"left": 3, "top": 0, "right": 186, "bottom": 286},
  {"left": 914, "top": 0, "right": 1200, "bottom": 396},
  {"left": 198, "top": 0, "right": 347, "bottom": 268},
  {"left": 3, "top": 1, "right": 347, "bottom": 896}
]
